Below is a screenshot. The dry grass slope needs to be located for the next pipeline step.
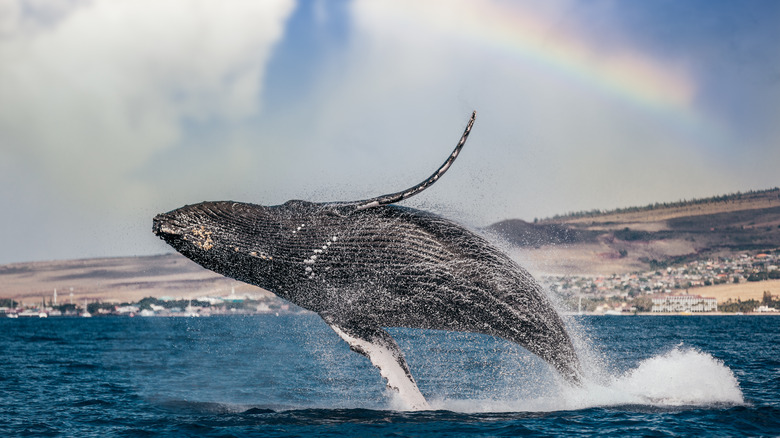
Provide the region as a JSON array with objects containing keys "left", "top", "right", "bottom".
[
  {"left": 490, "top": 188, "right": 780, "bottom": 276},
  {"left": 0, "top": 254, "right": 267, "bottom": 304}
]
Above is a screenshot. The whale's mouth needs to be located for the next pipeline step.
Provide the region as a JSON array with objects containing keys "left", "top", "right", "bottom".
[
  {"left": 152, "top": 214, "right": 191, "bottom": 248},
  {"left": 152, "top": 214, "right": 181, "bottom": 237},
  {"left": 153, "top": 213, "right": 217, "bottom": 252},
  {"left": 153, "top": 214, "right": 192, "bottom": 255}
]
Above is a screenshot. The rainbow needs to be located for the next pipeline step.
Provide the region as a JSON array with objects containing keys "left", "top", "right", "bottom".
[
  {"left": 470, "top": 3, "right": 694, "bottom": 112},
  {"left": 366, "top": 1, "right": 697, "bottom": 120}
]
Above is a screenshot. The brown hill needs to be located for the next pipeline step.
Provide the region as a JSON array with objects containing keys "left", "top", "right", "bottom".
[
  {"left": 0, "top": 254, "right": 267, "bottom": 305},
  {"left": 487, "top": 188, "right": 780, "bottom": 275}
]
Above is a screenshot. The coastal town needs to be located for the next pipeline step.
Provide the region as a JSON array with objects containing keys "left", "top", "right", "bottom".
[
  {"left": 543, "top": 249, "right": 780, "bottom": 314},
  {"left": 0, "top": 287, "right": 294, "bottom": 318}
]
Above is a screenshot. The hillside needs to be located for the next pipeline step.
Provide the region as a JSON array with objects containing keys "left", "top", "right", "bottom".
[
  {"left": 0, "top": 254, "right": 267, "bottom": 305},
  {"left": 487, "top": 188, "right": 780, "bottom": 275}
]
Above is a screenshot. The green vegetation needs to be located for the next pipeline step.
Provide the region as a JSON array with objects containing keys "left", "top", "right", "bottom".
[
  {"left": 0, "top": 298, "right": 18, "bottom": 308},
  {"left": 55, "top": 303, "right": 77, "bottom": 313},
  {"left": 614, "top": 227, "right": 653, "bottom": 241},
  {"left": 747, "top": 272, "right": 769, "bottom": 282},
  {"left": 135, "top": 296, "right": 208, "bottom": 311},
  {"left": 720, "top": 299, "right": 760, "bottom": 313},
  {"left": 631, "top": 296, "right": 654, "bottom": 312},
  {"left": 712, "top": 291, "right": 779, "bottom": 313},
  {"left": 74, "top": 296, "right": 280, "bottom": 316},
  {"left": 87, "top": 301, "right": 120, "bottom": 315},
  {"left": 641, "top": 255, "right": 693, "bottom": 270}
]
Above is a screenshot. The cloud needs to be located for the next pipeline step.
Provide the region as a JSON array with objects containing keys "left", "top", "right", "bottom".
[
  {"left": 0, "top": 0, "right": 294, "bottom": 262},
  {"left": 0, "top": 0, "right": 295, "bottom": 209}
]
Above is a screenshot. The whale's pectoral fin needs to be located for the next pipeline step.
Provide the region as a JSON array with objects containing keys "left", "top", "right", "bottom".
[{"left": 326, "top": 321, "right": 430, "bottom": 410}]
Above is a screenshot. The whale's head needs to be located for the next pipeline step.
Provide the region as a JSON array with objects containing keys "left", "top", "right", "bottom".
[
  {"left": 154, "top": 203, "right": 217, "bottom": 252},
  {"left": 153, "top": 201, "right": 278, "bottom": 284}
]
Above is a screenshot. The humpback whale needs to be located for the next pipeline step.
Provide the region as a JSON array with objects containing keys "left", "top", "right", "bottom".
[{"left": 153, "top": 112, "right": 581, "bottom": 409}]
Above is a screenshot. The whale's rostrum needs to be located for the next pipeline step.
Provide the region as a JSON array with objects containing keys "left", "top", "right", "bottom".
[{"left": 153, "top": 112, "right": 581, "bottom": 410}]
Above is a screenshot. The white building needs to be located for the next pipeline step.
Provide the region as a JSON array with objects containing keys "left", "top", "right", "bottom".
[
  {"left": 652, "top": 294, "right": 718, "bottom": 313},
  {"left": 754, "top": 305, "right": 778, "bottom": 313}
]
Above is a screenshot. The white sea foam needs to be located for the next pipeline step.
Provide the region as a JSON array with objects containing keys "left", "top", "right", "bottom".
[{"left": 428, "top": 347, "right": 744, "bottom": 413}]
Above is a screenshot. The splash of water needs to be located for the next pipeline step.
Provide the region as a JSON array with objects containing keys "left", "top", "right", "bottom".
[{"left": 428, "top": 346, "right": 744, "bottom": 413}]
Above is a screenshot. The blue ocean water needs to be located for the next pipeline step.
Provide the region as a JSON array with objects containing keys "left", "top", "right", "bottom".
[{"left": 1, "top": 314, "right": 778, "bottom": 437}]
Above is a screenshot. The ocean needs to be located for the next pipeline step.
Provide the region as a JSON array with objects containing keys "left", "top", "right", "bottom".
[{"left": 1, "top": 313, "right": 778, "bottom": 437}]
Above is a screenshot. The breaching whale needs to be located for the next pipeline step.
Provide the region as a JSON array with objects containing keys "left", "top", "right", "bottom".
[{"left": 153, "top": 112, "right": 581, "bottom": 409}]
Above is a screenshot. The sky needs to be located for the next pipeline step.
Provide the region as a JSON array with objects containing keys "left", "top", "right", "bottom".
[{"left": 1, "top": 0, "right": 779, "bottom": 264}]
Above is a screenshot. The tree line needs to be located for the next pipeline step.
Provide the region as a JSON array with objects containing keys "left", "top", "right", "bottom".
[
  {"left": 720, "top": 291, "right": 780, "bottom": 313},
  {"left": 543, "top": 187, "right": 780, "bottom": 222}
]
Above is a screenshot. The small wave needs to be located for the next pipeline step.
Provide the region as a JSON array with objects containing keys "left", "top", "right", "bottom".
[
  {"left": 154, "top": 399, "right": 284, "bottom": 415},
  {"left": 23, "top": 335, "right": 64, "bottom": 343},
  {"left": 243, "top": 407, "right": 276, "bottom": 414},
  {"left": 72, "top": 399, "right": 113, "bottom": 407},
  {"left": 65, "top": 362, "right": 99, "bottom": 370},
  {"left": 429, "top": 347, "right": 744, "bottom": 413},
  {"left": 156, "top": 399, "right": 249, "bottom": 414}
]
